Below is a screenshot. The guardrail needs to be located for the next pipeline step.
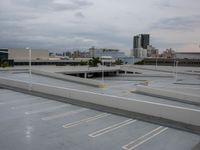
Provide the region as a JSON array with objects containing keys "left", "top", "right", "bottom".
[
  {"left": 135, "top": 85, "right": 200, "bottom": 106},
  {"left": 32, "top": 69, "right": 105, "bottom": 88},
  {"left": 0, "top": 77, "right": 199, "bottom": 130}
]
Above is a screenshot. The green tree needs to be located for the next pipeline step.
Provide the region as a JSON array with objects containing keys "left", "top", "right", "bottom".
[
  {"left": 88, "top": 57, "right": 101, "bottom": 67},
  {"left": 134, "top": 60, "right": 144, "bottom": 65},
  {"left": 0, "top": 59, "right": 10, "bottom": 68},
  {"left": 115, "top": 59, "right": 123, "bottom": 65},
  {"left": 80, "top": 60, "right": 88, "bottom": 66}
]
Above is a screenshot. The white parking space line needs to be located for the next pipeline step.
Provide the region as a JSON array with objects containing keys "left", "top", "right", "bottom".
[
  {"left": 11, "top": 101, "right": 56, "bottom": 109},
  {"left": 63, "top": 113, "right": 111, "bottom": 129},
  {"left": 122, "top": 126, "right": 168, "bottom": 150},
  {"left": 25, "top": 104, "right": 70, "bottom": 115},
  {"left": 88, "top": 119, "right": 137, "bottom": 137},
  {"left": 41, "top": 108, "right": 88, "bottom": 121},
  {"left": 0, "top": 97, "right": 39, "bottom": 105}
]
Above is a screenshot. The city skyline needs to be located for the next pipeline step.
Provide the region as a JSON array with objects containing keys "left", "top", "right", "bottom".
[{"left": 0, "top": 0, "right": 200, "bottom": 54}]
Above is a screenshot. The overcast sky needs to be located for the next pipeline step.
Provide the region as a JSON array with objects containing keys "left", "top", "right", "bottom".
[{"left": 0, "top": 0, "right": 200, "bottom": 54}]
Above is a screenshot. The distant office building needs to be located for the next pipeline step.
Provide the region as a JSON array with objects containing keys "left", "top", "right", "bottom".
[
  {"left": 161, "top": 48, "right": 175, "bottom": 59},
  {"left": 133, "top": 36, "right": 140, "bottom": 49},
  {"left": 147, "top": 45, "right": 159, "bottom": 58},
  {"left": 141, "top": 34, "right": 150, "bottom": 49},
  {"left": 175, "top": 52, "right": 200, "bottom": 59},
  {"left": 89, "top": 47, "right": 126, "bottom": 60},
  {"left": 71, "top": 50, "right": 90, "bottom": 58},
  {"left": 133, "top": 34, "right": 150, "bottom": 58},
  {"left": 63, "top": 51, "right": 72, "bottom": 58},
  {"left": 0, "top": 48, "right": 49, "bottom": 61}
]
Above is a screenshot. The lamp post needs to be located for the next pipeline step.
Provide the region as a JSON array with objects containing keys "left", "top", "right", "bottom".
[
  {"left": 102, "top": 60, "right": 104, "bottom": 83},
  {"left": 26, "top": 48, "right": 32, "bottom": 91},
  {"left": 155, "top": 56, "right": 158, "bottom": 70},
  {"left": 175, "top": 60, "right": 179, "bottom": 81}
]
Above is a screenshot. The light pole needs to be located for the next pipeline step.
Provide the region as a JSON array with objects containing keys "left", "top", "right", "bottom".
[
  {"left": 155, "top": 56, "right": 158, "bottom": 70},
  {"left": 173, "top": 54, "right": 177, "bottom": 77},
  {"left": 26, "top": 48, "right": 32, "bottom": 91},
  {"left": 175, "top": 60, "right": 179, "bottom": 81},
  {"left": 102, "top": 60, "right": 104, "bottom": 83}
]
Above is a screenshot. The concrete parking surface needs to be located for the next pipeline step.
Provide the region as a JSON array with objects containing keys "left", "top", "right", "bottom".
[{"left": 0, "top": 88, "right": 199, "bottom": 150}]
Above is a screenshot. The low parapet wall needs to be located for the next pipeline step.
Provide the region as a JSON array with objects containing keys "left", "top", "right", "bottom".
[
  {"left": 122, "top": 65, "right": 200, "bottom": 76},
  {"left": 118, "top": 74, "right": 174, "bottom": 78},
  {"left": 135, "top": 85, "right": 200, "bottom": 106},
  {"left": 32, "top": 69, "right": 105, "bottom": 88},
  {"left": 0, "top": 77, "right": 199, "bottom": 133}
]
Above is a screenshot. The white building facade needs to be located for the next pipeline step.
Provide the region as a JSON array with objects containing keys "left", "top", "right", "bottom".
[
  {"left": 8, "top": 48, "right": 49, "bottom": 61},
  {"left": 89, "top": 47, "right": 126, "bottom": 60}
]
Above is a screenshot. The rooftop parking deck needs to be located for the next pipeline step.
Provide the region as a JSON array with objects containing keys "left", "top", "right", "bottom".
[
  {"left": 0, "top": 88, "right": 199, "bottom": 150},
  {"left": 0, "top": 65, "right": 200, "bottom": 150}
]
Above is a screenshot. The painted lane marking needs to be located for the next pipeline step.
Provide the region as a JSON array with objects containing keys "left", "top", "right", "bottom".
[
  {"left": 63, "top": 113, "right": 110, "bottom": 129},
  {"left": 11, "top": 101, "right": 56, "bottom": 109},
  {"left": 42, "top": 108, "right": 88, "bottom": 121},
  {"left": 0, "top": 97, "right": 39, "bottom": 105},
  {"left": 25, "top": 104, "right": 70, "bottom": 115},
  {"left": 89, "top": 119, "right": 137, "bottom": 137},
  {"left": 122, "top": 126, "right": 168, "bottom": 150}
]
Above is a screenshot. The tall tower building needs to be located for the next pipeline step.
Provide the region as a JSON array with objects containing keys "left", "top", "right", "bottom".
[
  {"left": 140, "top": 34, "right": 150, "bottom": 49},
  {"left": 133, "top": 34, "right": 150, "bottom": 58}
]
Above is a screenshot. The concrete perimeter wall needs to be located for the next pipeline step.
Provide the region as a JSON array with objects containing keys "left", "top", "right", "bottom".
[
  {"left": 135, "top": 85, "right": 200, "bottom": 105},
  {"left": 32, "top": 69, "right": 105, "bottom": 88},
  {"left": 0, "top": 77, "right": 199, "bottom": 129},
  {"left": 118, "top": 74, "right": 174, "bottom": 78}
]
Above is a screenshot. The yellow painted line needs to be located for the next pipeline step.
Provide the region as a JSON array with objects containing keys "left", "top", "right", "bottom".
[{"left": 99, "top": 84, "right": 107, "bottom": 88}]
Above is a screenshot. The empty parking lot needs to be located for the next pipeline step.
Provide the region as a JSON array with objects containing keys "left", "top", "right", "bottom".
[{"left": 0, "top": 88, "right": 199, "bottom": 150}]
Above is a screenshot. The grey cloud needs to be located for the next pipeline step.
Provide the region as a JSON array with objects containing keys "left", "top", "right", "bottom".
[
  {"left": 74, "top": 12, "right": 85, "bottom": 18},
  {"left": 11, "top": 0, "right": 93, "bottom": 11},
  {"left": 151, "top": 16, "right": 200, "bottom": 31},
  {"left": 0, "top": 0, "right": 200, "bottom": 52},
  {"left": 52, "top": 0, "right": 93, "bottom": 11},
  {"left": 157, "top": 1, "right": 173, "bottom": 8},
  {"left": 151, "top": 37, "right": 185, "bottom": 50}
]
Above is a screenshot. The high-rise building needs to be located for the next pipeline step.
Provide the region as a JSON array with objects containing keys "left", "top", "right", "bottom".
[
  {"left": 133, "top": 34, "right": 150, "bottom": 58},
  {"left": 133, "top": 36, "right": 140, "bottom": 49}
]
